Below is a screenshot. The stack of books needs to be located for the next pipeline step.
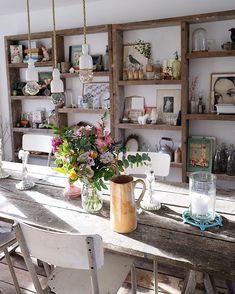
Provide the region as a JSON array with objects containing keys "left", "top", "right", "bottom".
[{"left": 23, "top": 48, "right": 43, "bottom": 63}]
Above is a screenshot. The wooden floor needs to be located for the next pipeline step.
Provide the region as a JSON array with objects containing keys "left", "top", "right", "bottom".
[{"left": 0, "top": 248, "right": 231, "bottom": 293}]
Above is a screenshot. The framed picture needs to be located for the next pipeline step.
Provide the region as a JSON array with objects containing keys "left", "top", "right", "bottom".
[
  {"left": 10, "top": 45, "right": 23, "bottom": 63},
  {"left": 83, "top": 82, "right": 110, "bottom": 109},
  {"left": 123, "top": 43, "right": 148, "bottom": 71},
  {"left": 38, "top": 72, "right": 52, "bottom": 86},
  {"left": 210, "top": 72, "right": 235, "bottom": 112},
  {"left": 156, "top": 89, "right": 181, "bottom": 121},
  {"left": 69, "top": 45, "right": 82, "bottom": 69},
  {"left": 91, "top": 54, "right": 102, "bottom": 71},
  {"left": 187, "top": 137, "right": 213, "bottom": 172},
  {"left": 123, "top": 96, "right": 145, "bottom": 122}
]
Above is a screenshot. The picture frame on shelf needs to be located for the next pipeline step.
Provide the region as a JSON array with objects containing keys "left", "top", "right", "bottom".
[
  {"left": 69, "top": 45, "right": 82, "bottom": 69},
  {"left": 156, "top": 89, "right": 181, "bottom": 123},
  {"left": 187, "top": 137, "right": 213, "bottom": 173},
  {"left": 123, "top": 43, "right": 148, "bottom": 72},
  {"left": 125, "top": 134, "right": 140, "bottom": 152},
  {"left": 38, "top": 72, "right": 52, "bottom": 96},
  {"left": 10, "top": 45, "right": 23, "bottom": 63},
  {"left": 123, "top": 96, "right": 145, "bottom": 123},
  {"left": 91, "top": 54, "right": 102, "bottom": 71},
  {"left": 209, "top": 72, "right": 235, "bottom": 112},
  {"left": 83, "top": 82, "right": 110, "bottom": 109}
]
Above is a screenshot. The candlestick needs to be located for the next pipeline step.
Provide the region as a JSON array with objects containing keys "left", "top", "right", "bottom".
[{"left": 15, "top": 150, "right": 35, "bottom": 190}]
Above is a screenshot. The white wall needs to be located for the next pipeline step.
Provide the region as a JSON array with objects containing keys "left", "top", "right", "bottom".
[{"left": 0, "top": 0, "right": 235, "bottom": 185}]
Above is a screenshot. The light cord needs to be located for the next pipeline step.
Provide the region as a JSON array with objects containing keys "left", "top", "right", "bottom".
[
  {"left": 26, "top": 0, "right": 31, "bottom": 58},
  {"left": 52, "top": 0, "right": 57, "bottom": 68},
  {"left": 82, "top": 0, "right": 87, "bottom": 44}
]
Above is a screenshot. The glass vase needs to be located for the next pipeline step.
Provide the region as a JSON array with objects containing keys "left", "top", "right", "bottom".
[{"left": 81, "top": 183, "right": 103, "bottom": 213}]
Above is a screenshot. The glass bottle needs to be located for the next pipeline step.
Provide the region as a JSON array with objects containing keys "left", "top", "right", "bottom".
[
  {"left": 138, "top": 64, "right": 144, "bottom": 80},
  {"left": 197, "top": 97, "right": 204, "bottom": 114},
  {"left": 220, "top": 143, "right": 227, "bottom": 173},
  {"left": 190, "top": 96, "right": 197, "bottom": 113},
  {"left": 226, "top": 145, "right": 235, "bottom": 176},
  {"left": 192, "top": 28, "right": 207, "bottom": 52},
  {"left": 213, "top": 145, "right": 222, "bottom": 174},
  {"left": 103, "top": 45, "right": 109, "bottom": 71},
  {"left": 172, "top": 51, "right": 181, "bottom": 80}
]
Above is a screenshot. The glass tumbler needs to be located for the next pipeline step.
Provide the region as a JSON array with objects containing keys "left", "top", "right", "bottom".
[{"left": 189, "top": 172, "right": 216, "bottom": 222}]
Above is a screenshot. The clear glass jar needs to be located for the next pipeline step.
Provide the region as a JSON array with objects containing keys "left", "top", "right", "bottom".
[
  {"left": 192, "top": 28, "right": 207, "bottom": 52},
  {"left": 81, "top": 183, "right": 103, "bottom": 213},
  {"left": 189, "top": 172, "right": 216, "bottom": 222}
]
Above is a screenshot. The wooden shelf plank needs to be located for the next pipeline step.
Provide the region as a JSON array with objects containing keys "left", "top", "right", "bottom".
[
  {"left": 11, "top": 96, "right": 50, "bottom": 100},
  {"left": 117, "top": 123, "right": 181, "bottom": 131},
  {"left": 60, "top": 71, "right": 109, "bottom": 78},
  {"left": 9, "top": 61, "right": 53, "bottom": 68},
  {"left": 118, "top": 80, "right": 181, "bottom": 86},
  {"left": 13, "top": 128, "right": 54, "bottom": 134},
  {"left": 185, "top": 114, "right": 235, "bottom": 121},
  {"left": 170, "top": 162, "right": 182, "bottom": 168},
  {"left": 58, "top": 108, "right": 107, "bottom": 114},
  {"left": 186, "top": 50, "right": 235, "bottom": 59}
]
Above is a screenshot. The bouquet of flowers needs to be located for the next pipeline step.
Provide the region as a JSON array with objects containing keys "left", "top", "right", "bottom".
[{"left": 51, "top": 114, "right": 150, "bottom": 211}]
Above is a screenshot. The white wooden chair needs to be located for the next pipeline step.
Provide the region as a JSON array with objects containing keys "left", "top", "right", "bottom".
[
  {"left": 22, "top": 134, "right": 53, "bottom": 166},
  {"left": 122, "top": 152, "right": 171, "bottom": 179},
  {"left": 13, "top": 221, "right": 136, "bottom": 294},
  {"left": 0, "top": 222, "right": 21, "bottom": 294}
]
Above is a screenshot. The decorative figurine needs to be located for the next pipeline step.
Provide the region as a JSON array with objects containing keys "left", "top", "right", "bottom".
[
  {"left": 15, "top": 150, "right": 35, "bottom": 191},
  {"left": 138, "top": 113, "right": 149, "bottom": 125},
  {"left": 229, "top": 28, "right": 235, "bottom": 43},
  {"left": 150, "top": 108, "right": 158, "bottom": 124},
  {"left": 41, "top": 46, "right": 50, "bottom": 61}
]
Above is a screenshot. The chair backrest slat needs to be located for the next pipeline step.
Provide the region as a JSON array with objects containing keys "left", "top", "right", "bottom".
[{"left": 14, "top": 222, "right": 104, "bottom": 270}]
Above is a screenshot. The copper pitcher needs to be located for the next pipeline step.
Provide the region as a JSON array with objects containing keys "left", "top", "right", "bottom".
[{"left": 110, "top": 175, "right": 146, "bottom": 233}]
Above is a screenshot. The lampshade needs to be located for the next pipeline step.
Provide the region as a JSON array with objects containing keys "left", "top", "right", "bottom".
[
  {"left": 26, "top": 58, "right": 38, "bottom": 82},
  {"left": 51, "top": 68, "right": 64, "bottom": 93}
]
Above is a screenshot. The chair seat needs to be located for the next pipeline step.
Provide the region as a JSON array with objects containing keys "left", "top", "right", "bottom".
[{"left": 48, "top": 252, "right": 134, "bottom": 294}]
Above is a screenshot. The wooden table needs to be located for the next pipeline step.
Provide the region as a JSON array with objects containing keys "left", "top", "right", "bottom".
[{"left": 0, "top": 162, "right": 234, "bottom": 293}]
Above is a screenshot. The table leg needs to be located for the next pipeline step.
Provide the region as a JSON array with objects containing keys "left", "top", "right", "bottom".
[
  {"left": 182, "top": 270, "right": 197, "bottom": 294},
  {"left": 204, "top": 273, "right": 216, "bottom": 294},
  {"left": 153, "top": 260, "right": 158, "bottom": 294},
  {"left": 131, "top": 263, "right": 137, "bottom": 294}
]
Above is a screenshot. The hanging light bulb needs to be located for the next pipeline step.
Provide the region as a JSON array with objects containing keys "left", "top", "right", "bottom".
[
  {"left": 79, "top": 0, "right": 93, "bottom": 83},
  {"left": 25, "top": 0, "right": 40, "bottom": 96},
  {"left": 50, "top": 0, "right": 65, "bottom": 105}
]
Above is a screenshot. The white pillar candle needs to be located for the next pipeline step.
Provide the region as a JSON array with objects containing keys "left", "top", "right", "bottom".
[{"left": 191, "top": 192, "right": 209, "bottom": 217}]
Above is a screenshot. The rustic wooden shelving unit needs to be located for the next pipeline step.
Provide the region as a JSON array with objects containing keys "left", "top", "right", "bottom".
[
  {"left": 5, "top": 10, "right": 235, "bottom": 181},
  {"left": 5, "top": 25, "right": 113, "bottom": 160}
]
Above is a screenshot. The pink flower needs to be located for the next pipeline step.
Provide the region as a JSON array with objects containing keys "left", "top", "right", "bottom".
[
  {"left": 96, "top": 127, "right": 103, "bottom": 138},
  {"left": 104, "top": 131, "right": 113, "bottom": 146},
  {"left": 52, "top": 137, "right": 63, "bottom": 153},
  {"left": 95, "top": 138, "right": 107, "bottom": 152}
]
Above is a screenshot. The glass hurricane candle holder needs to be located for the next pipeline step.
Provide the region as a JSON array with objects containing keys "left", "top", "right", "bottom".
[
  {"left": 0, "top": 139, "right": 9, "bottom": 179},
  {"left": 192, "top": 28, "right": 207, "bottom": 52},
  {"left": 189, "top": 172, "right": 216, "bottom": 222}
]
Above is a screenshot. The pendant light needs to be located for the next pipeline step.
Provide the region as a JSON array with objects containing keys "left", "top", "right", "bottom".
[
  {"left": 79, "top": 0, "right": 93, "bottom": 83},
  {"left": 50, "top": 0, "right": 65, "bottom": 105},
  {"left": 25, "top": 0, "right": 40, "bottom": 96}
]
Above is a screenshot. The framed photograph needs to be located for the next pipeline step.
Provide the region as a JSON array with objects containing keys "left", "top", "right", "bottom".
[
  {"left": 39, "top": 72, "right": 52, "bottom": 86},
  {"left": 187, "top": 137, "right": 213, "bottom": 172},
  {"left": 10, "top": 45, "right": 23, "bottom": 63},
  {"left": 69, "top": 45, "right": 82, "bottom": 69},
  {"left": 83, "top": 82, "right": 110, "bottom": 109},
  {"left": 123, "top": 43, "right": 148, "bottom": 71},
  {"left": 156, "top": 89, "right": 181, "bottom": 121},
  {"left": 91, "top": 54, "right": 102, "bottom": 71},
  {"left": 210, "top": 72, "right": 235, "bottom": 112}
]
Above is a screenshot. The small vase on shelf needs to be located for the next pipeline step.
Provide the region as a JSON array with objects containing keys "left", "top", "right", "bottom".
[{"left": 81, "top": 183, "right": 103, "bottom": 213}]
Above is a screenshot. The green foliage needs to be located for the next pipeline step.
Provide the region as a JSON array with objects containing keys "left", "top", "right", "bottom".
[{"left": 134, "top": 40, "right": 151, "bottom": 59}]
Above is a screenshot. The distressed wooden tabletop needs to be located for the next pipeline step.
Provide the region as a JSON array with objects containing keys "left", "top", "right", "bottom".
[{"left": 0, "top": 162, "right": 234, "bottom": 279}]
